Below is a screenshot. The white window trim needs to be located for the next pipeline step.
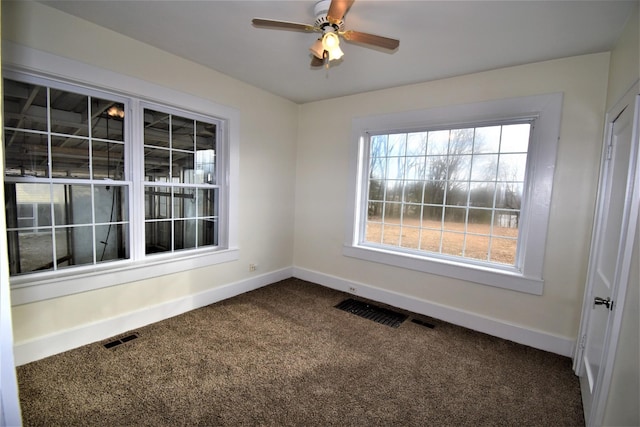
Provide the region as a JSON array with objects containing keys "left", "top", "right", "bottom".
[
  {"left": 3, "top": 42, "right": 240, "bottom": 305},
  {"left": 344, "top": 93, "right": 563, "bottom": 295}
]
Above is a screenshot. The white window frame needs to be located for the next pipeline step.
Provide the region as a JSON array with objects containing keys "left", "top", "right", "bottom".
[
  {"left": 3, "top": 43, "right": 239, "bottom": 305},
  {"left": 344, "top": 94, "right": 563, "bottom": 295}
]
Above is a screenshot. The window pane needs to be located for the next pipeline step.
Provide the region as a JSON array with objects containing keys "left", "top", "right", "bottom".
[
  {"left": 498, "top": 153, "right": 528, "bottom": 181},
  {"left": 495, "top": 183, "right": 523, "bottom": 210},
  {"left": 11, "top": 229, "right": 54, "bottom": 275},
  {"left": 400, "top": 225, "right": 420, "bottom": 249},
  {"left": 405, "top": 156, "right": 425, "bottom": 180},
  {"left": 365, "top": 220, "right": 382, "bottom": 244},
  {"left": 443, "top": 207, "right": 466, "bottom": 229},
  {"left": 382, "top": 224, "right": 401, "bottom": 246},
  {"left": 384, "top": 203, "right": 402, "bottom": 224},
  {"left": 173, "top": 187, "right": 195, "bottom": 219},
  {"left": 422, "top": 206, "right": 443, "bottom": 225},
  {"left": 490, "top": 237, "right": 517, "bottom": 265},
  {"left": 448, "top": 154, "right": 471, "bottom": 181},
  {"left": 3, "top": 79, "right": 48, "bottom": 132},
  {"left": 4, "top": 130, "right": 49, "bottom": 177},
  {"left": 93, "top": 141, "right": 124, "bottom": 180},
  {"left": 474, "top": 126, "right": 501, "bottom": 153},
  {"left": 370, "top": 135, "right": 387, "bottom": 157},
  {"left": 403, "top": 181, "right": 423, "bottom": 204},
  {"left": 51, "top": 136, "right": 90, "bottom": 178},
  {"left": 446, "top": 182, "right": 469, "bottom": 206},
  {"left": 420, "top": 228, "right": 442, "bottom": 252},
  {"left": 145, "top": 220, "right": 172, "bottom": 254},
  {"left": 500, "top": 124, "right": 530, "bottom": 153},
  {"left": 369, "top": 157, "right": 386, "bottom": 180},
  {"left": 195, "top": 132, "right": 216, "bottom": 185},
  {"left": 56, "top": 225, "right": 94, "bottom": 268},
  {"left": 198, "top": 219, "right": 218, "bottom": 247},
  {"left": 387, "top": 134, "right": 406, "bottom": 157},
  {"left": 386, "top": 156, "right": 406, "bottom": 180},
  {"left": 469, "top": 183, "right": 495, "bottom": 208},
  {"left": 442, "top": 231, "right": 464, "bottom": 257},
  {"left": 465, "top": 235, "right": 490, "bottom": 261},
  {"left": 427, "top": 130, "right": 448, "bottom": 155},
  {"left": 368, "top": 180, "right": 385, "bottom": 202},
  {"left": 174, "top": 219, "right": 197, "bottom": 250},
  {"left": 95, "top": 224, "right": 129, "bottom": 262},
  {"left": 385, "top": 181, "right": 403, "bottom": 202},
  {"left": 145, "top": 186, "right": 171, "bottom": 220},
  {"left": 92, "top": 98, "right": 125, "bottom": 141},
  {"left": 468, "top": 208, "right": 493, "bottom": 228},
  {"left": 197, "top": 188, "right": 217, "bottom": 217},
  {"left": 52, "top": 184, "right": 92, "bottom": 226},
  {"left": 425, "top": 156, "right": 448, "bottom": 180},
  {"left": 173, "top": 151, "right": 195, "bottom": 183},
  {"left": 144, "top": 109, "right": 170, "bottom": 148},
  {"left": 493, "top": 210, "right": 520, "bottom": 236},
  {"left": 145, "top": 147, "right": 170, "bottom": 181},
  {"left": 171, "top": 116, "right": 194, "bottom": 151},
  {"left": 449, "top": 128, "right": 474, "bottom": 155},
  {"left": 424, "top": 181, "right": 445, "bottom": 205},
  {"left": 50, "top": 88, "right": 89, "bottom": 137},
  {"left": 406, "top": 132, "right": 427, "bottom": 156},
  {"left": 368, "top": 202, "right": 383, "bottom": 220},
  {"left": 94, "top": 185, "right": 128, "bottom": 224},
  {"left": 471, "top": 154, "right": 498, "bottom": 181}
]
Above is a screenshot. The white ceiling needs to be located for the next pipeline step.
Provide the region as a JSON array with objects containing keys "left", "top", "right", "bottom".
[{"left": 38, "top": 0, "right": 635, "bottom": 104}]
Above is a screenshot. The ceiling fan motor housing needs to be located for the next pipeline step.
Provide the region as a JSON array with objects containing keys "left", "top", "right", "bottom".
[{"left": 314, "top": 0, "right": 344, "bottom": 32}]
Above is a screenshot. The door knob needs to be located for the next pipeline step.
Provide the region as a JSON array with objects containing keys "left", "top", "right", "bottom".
[{"left": 594, "top": 296, "right": 613, "bottom": 310}]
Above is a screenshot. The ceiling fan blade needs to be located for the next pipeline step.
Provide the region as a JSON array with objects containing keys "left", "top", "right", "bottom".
[
  {"left": 252, "top": 18, "right": 318, "bottom": 32},
  {"left": 327, "top": 0, "right": 354, "bottom": 24},
  {"left": 342, "top": 30, "right": 400, "bottom": 50},
  {"left": 311, "top": 55, "right": 325, "bottom": 67}
]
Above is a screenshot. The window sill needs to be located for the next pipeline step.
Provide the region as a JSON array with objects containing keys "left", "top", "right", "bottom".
[
  {"left": 10, "top": 248, "right": 239, "bottom": 305},
  {"left": 343, "top": 244, "right": 543, "bottom": 295}
]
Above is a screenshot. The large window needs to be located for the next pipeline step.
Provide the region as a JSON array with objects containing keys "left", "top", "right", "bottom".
[
  {"left": 366, "top": 122, "right": 530, "bottom": 266},
  {"left": 142, "top": 107, "right": 219, "bottom": 254},
  {"left": 3, "top": 78, "right": 129, "bottom": 275},
  {"left": 3, "top": 68, "right": 237, "bottom": 303},
  {"left": 345, "top": 94, "right": 562, "bottom": 294}
]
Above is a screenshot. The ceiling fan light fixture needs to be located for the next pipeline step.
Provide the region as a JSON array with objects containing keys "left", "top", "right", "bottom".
[
  {"left": 309, "top": 38, "right": 325, "bottom": 59},
  {"left": 321, "top": 32, "right": 344, "bottom": 61}
]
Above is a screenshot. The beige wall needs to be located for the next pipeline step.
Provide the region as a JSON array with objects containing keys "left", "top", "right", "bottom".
[
  {"left": 295, "top": 53, "right": 610, "bottom": 341},
  {"left": 2, "top": 1, "right": 299, "bottom": 343},
  {"left": 603, "top": 2, "right": 639, "bottom": 425}
]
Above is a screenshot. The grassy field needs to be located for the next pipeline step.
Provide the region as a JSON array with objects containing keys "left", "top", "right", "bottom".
[{"left": 365, "top": 217, "right": 518, "bottom": 265}]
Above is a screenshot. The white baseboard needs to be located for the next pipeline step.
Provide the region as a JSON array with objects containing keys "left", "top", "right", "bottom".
[
  {"left": 14, "top": 265, "right": 575, "bottom": 365},
  {"left": 293, "top": 267, "right": 575, "bottom": 357},
  {"left": 13, "top": 267, "right": 293, "bottom": 366}
]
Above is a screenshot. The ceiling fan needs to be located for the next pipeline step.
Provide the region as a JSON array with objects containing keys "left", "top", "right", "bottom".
[{"left": 252, "top": 0, "right": 400, "bottom": 67}]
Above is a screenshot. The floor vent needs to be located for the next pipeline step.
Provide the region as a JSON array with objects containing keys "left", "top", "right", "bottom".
[
  {"left": 103, "top": 333, "right": 139, "bottom": 350},
  {"left": 411, "top": 318, "right": 436, "bottom": 329},
  {"left": 335, "top": 298, "right": 407, "bottom": 328}
]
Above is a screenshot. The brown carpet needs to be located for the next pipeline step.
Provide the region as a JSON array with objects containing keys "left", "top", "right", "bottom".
[{"left": 17, "top": 278, "right": 584, "bottom": 426}]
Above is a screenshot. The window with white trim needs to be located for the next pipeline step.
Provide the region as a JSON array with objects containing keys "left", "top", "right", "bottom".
[
  {"left": 344, "top": 94, "right": 563, "bottom": 294},
  {"left": 3, "top": 72, "right": 233, "bottom": 296}
]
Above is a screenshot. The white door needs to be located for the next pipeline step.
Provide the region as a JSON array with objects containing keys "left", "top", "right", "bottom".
[{"left": 576, "top": 86, "right": 639, "bottom": 426}]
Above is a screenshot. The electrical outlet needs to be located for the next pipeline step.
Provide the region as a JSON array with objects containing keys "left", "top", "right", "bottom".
[
  {"left": 249, "top": 263, "right": 257, "bottom": 272},
  {"left": 348, "top": 286, "right": 357, "bottom": 294}
]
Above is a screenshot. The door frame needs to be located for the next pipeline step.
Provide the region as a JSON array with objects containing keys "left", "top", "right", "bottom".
[{"left": 573, "top": 80, "right": 640, "bottom": 426}]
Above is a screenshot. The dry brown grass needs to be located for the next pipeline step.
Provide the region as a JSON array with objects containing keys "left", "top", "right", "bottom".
[{"left": 366, "top": 217, "right": 518, "bottom": 265}]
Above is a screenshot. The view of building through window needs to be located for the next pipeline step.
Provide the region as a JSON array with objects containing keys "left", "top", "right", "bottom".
[
  {"left": 3, "top": 77, "right": 222, "bottom": 277},
  {"left": 3, "top": 78, "right": 129, "bottom": 275},
  {"left": 365, "top": 123, "right": 531, "bottom": 266}
]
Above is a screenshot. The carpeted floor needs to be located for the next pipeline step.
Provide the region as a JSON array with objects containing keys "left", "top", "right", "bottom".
[{"left": 16, "top": 278, "right": 584, "bottom": 426}]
